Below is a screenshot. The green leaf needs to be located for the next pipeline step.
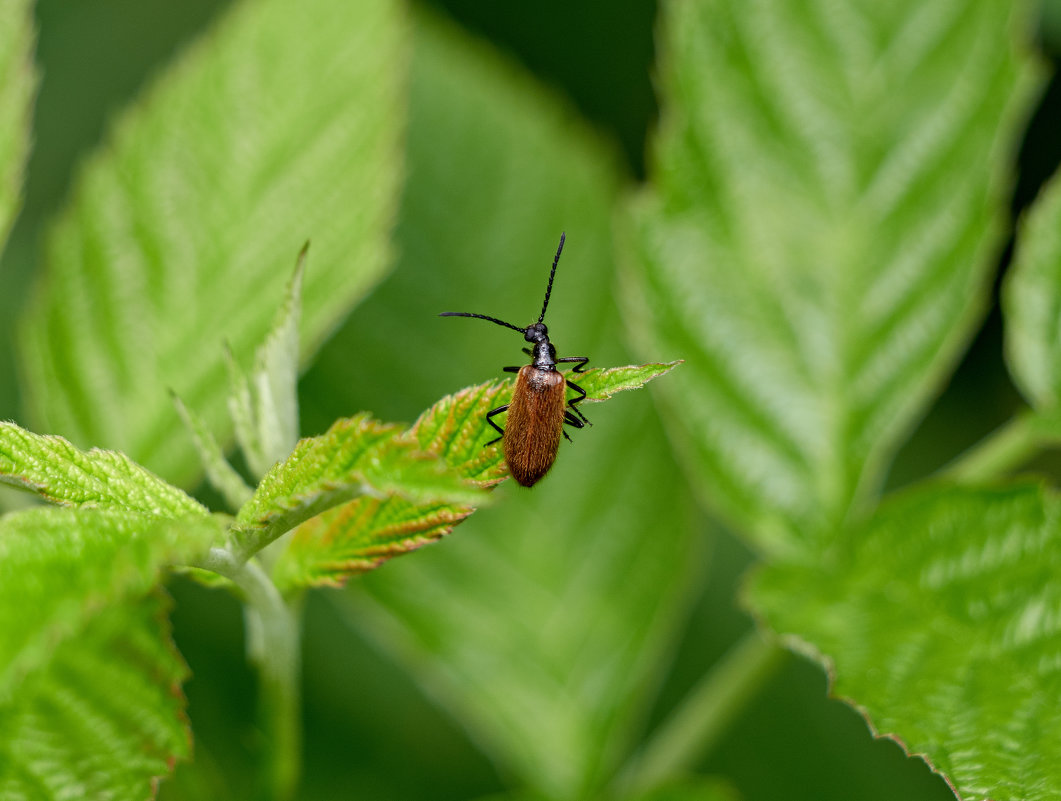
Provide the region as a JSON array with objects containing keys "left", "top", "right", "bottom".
[
  {"left": 272, "top": 363, "right": 677, "bottom": 591},
  {"left": 272, "top": 496, "right": 471, "bottom": 591},
  {"left": 231, "top": 413, "right": 485, "bottom": 562},
  {"left": 19, "top": 0, "right": 406, "bottom": 485},
  {"left": 0, "top": 420, "right": 208, "bottom": 516},
  {"left": 171, "top": 392, "right": 253, "bottom": 512},
  {"left": 1004, "top": 171, "right": 1061, "bottom": 412},
  {"left": 228, "top": 245, "right": 307, "bottom": 479},
  {"left": 0, "top": 506, "right": 222, "bottom": 698},
  {"left": 0, "top": 594, "right": 193, "bottom": 801},
  {"left": 0, "top": 0, "right": 35, "bottom": 258},
  {"left": 621, "top": 0, "right": 1040, "bottom": 556},
  {"left": 0, "top": 0, "right": 36, "bottom": 257},
  {"left": 408, "top": 362, "right": 682, "bottom": 483},
  {"left": 749, "top": 483, "right": 1061, "bottom": 801}
]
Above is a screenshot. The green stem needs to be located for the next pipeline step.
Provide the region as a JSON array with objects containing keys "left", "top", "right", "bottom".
[
  {"left": 615, "top": 629, "right": 785, "bottom": 797},
  {"left": 200, "top": 548, "right": 302, "bottom": 801},
  {"left": 939, "top": 413, "right": 1041, "bottom": 483}
]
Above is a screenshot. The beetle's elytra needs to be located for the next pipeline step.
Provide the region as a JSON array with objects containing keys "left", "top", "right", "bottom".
[{"left": 440, "top": 233, "right": 590, "bottom": 487}]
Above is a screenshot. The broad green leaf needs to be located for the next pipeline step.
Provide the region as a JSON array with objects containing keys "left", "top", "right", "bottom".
[
  {"left": 749, "top": 483, "right": 1061, "bottom": 801},
  {"left": 0, "top": 0, "right": 36, "bottom": 257},
  {"left": 20, "top": 0, "right": 406, "bottom": 485},
  {"left": 621, "top": 0, "right": 1039, "bottom": 556},
  {"left": 271, "top": 363, "right": 676, "bottom": 591},
  {"left": 229, "top": 245, "right": 307, "bottom": 479},
  {"left": 1004, "top": 171, "right": 1061, "bottom": 412},
  {"left": 0, "top": 594, "right": 191, "bottom": 801},
  {"left": 0, "top": 420, "right": 207, "bottom": 516},
  {"left": 231, "top": 413, "right": 485, "bottom": 562},
  {"left": 171, "top": 392, "right": 253, "bottom": 512},
  {"left": 0, "top": 506, "right": 222, "bottom": 698}
]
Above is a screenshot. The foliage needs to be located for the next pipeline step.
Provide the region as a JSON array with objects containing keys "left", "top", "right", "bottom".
[{"left": 1, "top": 0, "right": 1059, "bottom": 800}]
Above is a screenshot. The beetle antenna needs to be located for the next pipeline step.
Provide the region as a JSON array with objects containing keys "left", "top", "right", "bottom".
[
  {"left": 439, "top": 311, "right": 526, "bottom": 335},
  {"left": 538, "top": 231, "right": 565, "bottom": 324}
]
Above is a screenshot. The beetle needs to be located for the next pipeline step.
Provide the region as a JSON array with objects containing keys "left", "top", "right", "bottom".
[{"left": 440, "top": 232, "right": 591, "bottom": 487}]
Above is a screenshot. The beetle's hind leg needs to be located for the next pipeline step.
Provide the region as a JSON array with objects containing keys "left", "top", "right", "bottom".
[
  {"left": 562, "top": 410, "right": 585, "bottom": 442},
  {"left": 565, "top": 379, "right": 592, "bottom": 426},
  {"left": 485, "top": 405, "right": 508, "bottom": 446}
]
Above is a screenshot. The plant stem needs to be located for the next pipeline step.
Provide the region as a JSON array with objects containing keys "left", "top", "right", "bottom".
[
  {"left": 615, "top": 629, "right": 785, "bottom": 797},
  {"left": 200, "top": 548, "right": 302, "bottom": 801},
  {"left": 938, "top": 413, "right": 1041, "bottom": 483}
]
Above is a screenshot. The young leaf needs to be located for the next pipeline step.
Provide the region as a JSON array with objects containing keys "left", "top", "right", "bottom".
[
  {"left": 409, "top": 363, "right": 681, "bottom": 481},
  {"left": 749, "top": 483, "right": 1061, "bottom": 801},
  {"left": 19, "top": 0, "right": 406, "bottom": 485},
  {"left": 271, "top": 363, "right": 678, "bottom": 591},
  {"left": 230, "top": 413, "right": 486, "bottom": 562},
  {"left": 228, "top": 245, "right": 306, "bottom": 480},
  {"left": 0, "top": 594, "right": 193, "bottom": 801},
  {"left": 1004, "top": 171, "right": 1061, "bottom": 413},
  {"left": 271, "top": 496, "right": 471, "bottom": 591},
  {"left": 0, "top": 506, "right": 223, "bottom": 698},
  {"left": 0, "top": 0, "right": 36, "bottom": 256},
  {"left": 171, "top": 391, "right": 253, "bottom": 511},
  {"left": 0, "top": 420, "right": 208, "bottom": 516},
  {"left": 621, "top": 0, "right": 1040, "bottom": 556}
]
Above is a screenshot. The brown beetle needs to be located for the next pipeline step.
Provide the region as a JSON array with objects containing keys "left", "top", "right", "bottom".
[{"left": 440, "top": 232, "right": 590, "bottom": 487}]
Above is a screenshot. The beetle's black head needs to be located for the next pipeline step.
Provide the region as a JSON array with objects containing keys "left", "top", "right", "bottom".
[{"left": 524, "top": 322, "right": 549, "bottom": 344}]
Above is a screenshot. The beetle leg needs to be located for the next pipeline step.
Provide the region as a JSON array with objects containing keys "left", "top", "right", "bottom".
[
  {"left": 563, "top": 410, "right": 585, "bottom": 429},
  {"left": 557, "top": 356, "right": 590, "bottom": 373},
  {"left": 485, "top": 405, "right": 508, "bottom": 446},
  {"left": 565, "top": 380, "right": 592, "bottom": 425},
  {"left": 502, "top": 366, "right": 521, "bottom": 374}
]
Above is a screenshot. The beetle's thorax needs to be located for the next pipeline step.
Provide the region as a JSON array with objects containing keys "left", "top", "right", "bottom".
[{"left": 524, "top": 323, "right": 557, "bottom": 370}]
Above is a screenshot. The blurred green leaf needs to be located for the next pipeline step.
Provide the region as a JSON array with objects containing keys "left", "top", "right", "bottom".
[
  {"left": 232, "top": 413, "right": 486, "bottom": 562},
  {"left": 19, "top": 0, "right": 406, "bottom": 485},
  {"left": 0, "top": 420, "right": 207, "bottom": 516},
  {"left": 622, "top": 0, "right": 1039, "bottom": 556},
  {"left": 272, "top": 363, "right": 675, "bottom": 591},
  {"left": 1004, "top": 171, "right": 1061, "bottom": 413},
  {"left": 470, "top": 777, "right": 739, "bottom": 801},
  {"left": 0, "top": 0, "right": 35, "bottom": 258},
  {"left": 749, "top": 482, "right": 1061, "bottom": 801},
  {"left": 0, "top": 594, "right": 193, "bottom": 801},
  {"left": 172, "top": 392, "right": 253, "bottom": 512},
  {"left": 0, "top": 505, "right": 222, "bottom": 698},
  {"left": 631, "top": 777, "right": 741, "bottom": 801},
  {"left": 229, "top": 245, "right": 307, "bottom": 480}
]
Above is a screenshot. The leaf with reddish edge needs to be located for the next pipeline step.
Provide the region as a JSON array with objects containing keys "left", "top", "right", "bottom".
[{"left": 270, "top": 362, "right": 677, "bottom": 592}]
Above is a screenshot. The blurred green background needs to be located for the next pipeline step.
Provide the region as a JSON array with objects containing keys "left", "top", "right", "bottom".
[{"left": 2, "top": 1, "right": 1059, "bottom": 800}]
